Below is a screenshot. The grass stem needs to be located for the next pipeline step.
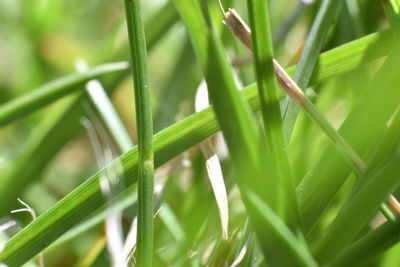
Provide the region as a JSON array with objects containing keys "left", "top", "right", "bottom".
[{"left": 123, "top": 0, "right": 154, "bottom": 265}]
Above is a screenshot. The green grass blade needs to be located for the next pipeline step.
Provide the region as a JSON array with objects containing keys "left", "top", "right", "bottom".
[
  {"left": 144, "top": 1, "right": 179, "bottom": 50},
  {"left": 76, "top": 60, "right": 133, "bottom": 153},
  {"left": 0, "top": 2, "right": 180, "bottom": 216},
  {"left": 383, "top": 0, "right": 400, "bottom": 40},
  {"left": 175, "top": 1, "right": 314, "bottom": 265},
  {"left": 246, "top": 191, "right": 318, "bottom": 267},
  {"left": 312, "top": 151, "right": 400, "bottom": 263},
  {"left": 246, "top": 0, "right": 301, "bottom": 233},
  {"left": 0, "top": 62, "right": 128, "bottom": 127},
  {"left": 174, "top": 0, "right": 267, "bottom": 205},
  {"left": 347, "top": 107, "right": 400, "bottom": 197},
  {"left": 153, "top": 37, "right": 200, "bottom": 132},
  {"left": 0, "top": 30, "right": 395, "bottom": 265},
  {"left": 298, "top": 48, "right": 400, "bottom": 232},
  {"left": 123, "top": 0, "right": 154, "bottom": 265},
  {"left": 282, "top": 0, "right": 344, "bottom": 140},
  {"left": 47, "top": 184, "right": 138, "bottom": 252},
  {"left": 326, "top": 219, "right": 400, "bottom": 267}
]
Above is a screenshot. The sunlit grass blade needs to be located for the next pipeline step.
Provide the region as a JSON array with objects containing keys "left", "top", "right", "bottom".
[
  {"left": 76, "top": 59, "right": 133, "bottom": 153},
  {"left": 282, "top": 0, "right": 344, "bottom": 140},
  {"left": 246, "top": 0, "right": 301, "bottom": 233},
  {"left": 0, "top": 29, "right": 395, "bottom": 265},
  {"left": 123, "top": 0, "right": 154, "bottom": 265},
  {"left": 298, "top": 48, "right": 400, "bottom": 232},
  {"left": 0, "top": 62, "right": 128, "bottom": 127},
  {"left": 326, "top": 218, "right": 400, "bottom": 267}
]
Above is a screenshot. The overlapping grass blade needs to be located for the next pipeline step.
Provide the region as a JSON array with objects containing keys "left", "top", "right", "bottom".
[
  {"left": 353, "top": 108, "right": 400, "bottom": 192},
  {"left": 298, "top": 48, "right": 400, "bottom": 232},
  {"left": 0, "top": 62, "right": 128, "bottom": 127},
  {"left": 0, "top": 2, "right": 180, "bottom": 216},
  {"left": 383, "top": 0, "right": 400, "bottom": 40},
  {"left": 76, "top": 60, "right": 133, "bottom": 153},
  {"left": 246, "top": 0, "right": 301, "bottom": 233},
  {"left": 0, "top": 29, "right": 396, "bottom": 265},
  {"left": 245, "top": 191, "right": 318, "bottom": 267},
  {"left": 312, "top": 151, "right": 400, "bottom": 263},
  {"left": 326, "top": 218, "right": 400, "bottom": 267},
  {"left": 282, "top": 0, "right": 344, "bottom": 140},
  {"left": 174, "top": 0, "right": 313, "bottom": 265}
]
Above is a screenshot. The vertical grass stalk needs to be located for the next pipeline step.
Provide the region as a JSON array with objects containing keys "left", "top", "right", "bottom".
[
  {"left": 245, "top": 0, "right": 302, "bottom": 233},
  {"left": 123, "top": 0, "right": 154, "bottom": 265}
]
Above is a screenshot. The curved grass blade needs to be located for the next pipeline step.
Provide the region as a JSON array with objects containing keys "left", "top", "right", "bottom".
[
  {"left": 0, "top": 30, "right": 395, "bottom": 265},
  {"left": 0, "top": 62, "right": 128, "bottom": 127}
]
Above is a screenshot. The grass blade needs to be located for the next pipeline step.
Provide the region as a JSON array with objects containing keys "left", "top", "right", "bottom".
[
  {"left": 245, "top": 0, "right": 301, "bottom": 233},
  {"left": 175, "top": 0, "right": 313, "bottom": 265},
  {"left": 76, "top": 60, "right": 133, "bottom": 153},
  {"left": 327, "top": 218, "right": 400, "bottom": 267},
  {"left": 245, "top": 191, "right": 318, "bottom": 267},
  {"left": 123, "top": 0, "right": 154, "bottom": 265},
  {"left": 298, "top": 48, "right": 400, "bottom": 231},
  {"left": 0, "top": 62, "right": 128, "bottom": 127},
  {"left": 382, "top": 0, "right": 400, "bottom": 40},
  {"left": 0, "top": 30, "right": 395, "bottom": 265},
  {"left": 195, "top": 82, "right": 229, "bottom": 240},
  {"left": 282, "top": 0, "right": 344, "bottom": 140},
  {"left": 312, "top": 151, "right": 400, "bottom": 263},
  {"left": 0, "top": 2, "right": 180, "bottom": 216}
]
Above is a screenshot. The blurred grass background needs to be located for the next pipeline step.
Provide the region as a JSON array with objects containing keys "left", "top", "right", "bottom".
[{"left": 1, "top": 0, "right": 399, "bottom": 266}]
